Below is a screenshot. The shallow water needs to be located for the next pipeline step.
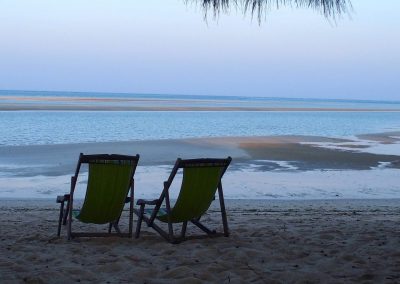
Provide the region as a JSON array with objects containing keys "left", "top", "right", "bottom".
[
  {"left": 1, "top": 93, "right": 400, "bottom": 199},
  {"left": 1, "top": 111, "right": 400, "bottom": 146}
]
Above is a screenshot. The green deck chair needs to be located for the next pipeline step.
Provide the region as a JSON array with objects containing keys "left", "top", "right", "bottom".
[
  {"left": 135, "top": 157, "right": 231, "bottom": 244},
  {"left": 56, "top": 153, "right": 140, "bottom": 239}
]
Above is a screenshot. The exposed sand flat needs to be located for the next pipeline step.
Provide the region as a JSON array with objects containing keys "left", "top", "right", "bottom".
[
  {"left": 357, "top": 131, "right": 400, "bottom": 144},
  {"left": 0, "top": 135, "right": 399, "bottom": 180},
  {"left": 187, "top": 136, "right": 400, "bottom": 170},
  {"left": 239, "top": 141, "right": 400, "bottom": 170},
  {"left": 1, "top": 199, "right": 400, "bottom": 283},
  {"left": 187, "top": 135, "right": 352, "bottom": 147}
]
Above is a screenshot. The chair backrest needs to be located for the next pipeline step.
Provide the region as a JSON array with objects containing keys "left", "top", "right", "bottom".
[
  {"left": 75, "top": 154, "right": 139, "bottom": 224},
  {"left": 164, "top": 158, "right": 231, "bottom": 223}
]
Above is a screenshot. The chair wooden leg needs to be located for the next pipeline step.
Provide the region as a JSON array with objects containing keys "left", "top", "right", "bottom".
[
  {"left": 110, "top": 216, "right": 122, "bottom": 234},
  {"left": 139, "top": 210, "right": 176, "bottom": 243},
  {"left": 218, "top": 183, "right": 229, "bottom": 237},
  {"left": 129, "top": 182, "right": 134, "bottom": 237},
  {"left": 165, "top": 192, "right": 174, "bottom": 242},
  {"left": 67, "top": 182, "right": 74, "bottom": 240},
  {"left": 113, "top": 222, "right": 122, "bottom": 234},
  {"left": 167, "top": 222, "right": 174, "bottom": 242},
  {"left": 57, "top": 201, "right": 65, "bottom": 237},
  {"left": 191, "top": 219, "right": 215, "bottom": 235},
  {"left": 62, "top": 199, "right": 70, "bottom": 225},
  {"left": 181, "top": 221, "right": 188, "bottom": 239},
  {"left": 67, "top": 210, "right": 72, "bottom": 240},
  {"left": 135, "top": 204, "right": 145, "bottom": 238}
]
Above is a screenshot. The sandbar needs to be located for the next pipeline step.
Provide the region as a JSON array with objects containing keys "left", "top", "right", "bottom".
[{"left": 1, "top": 95, "right": 400, "bottom": 111}]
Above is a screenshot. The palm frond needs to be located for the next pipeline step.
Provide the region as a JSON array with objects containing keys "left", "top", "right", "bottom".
[{"left": 187, "top": 0, "right": 352, "bottom": 22}]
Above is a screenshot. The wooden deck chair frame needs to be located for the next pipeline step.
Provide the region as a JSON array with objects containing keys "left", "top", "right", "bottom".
[
  {"left": 135, "top": 157, "right": 231, "bottom": 244},
  {"left": 56, "top": 153, "right": 140, "bottom": 239}
]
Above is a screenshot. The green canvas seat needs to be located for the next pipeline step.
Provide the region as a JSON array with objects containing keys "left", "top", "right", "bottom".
[
  {"left": 56, "top": 153, "right": 140, "bottom": 239},
  {"left": 135, "top": 157, "right": 231, "bottom": 244}
]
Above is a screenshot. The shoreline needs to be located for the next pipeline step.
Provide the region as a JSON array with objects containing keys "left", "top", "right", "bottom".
[{"left": 1, "top": 168, "right": 399, "bottom": 200}]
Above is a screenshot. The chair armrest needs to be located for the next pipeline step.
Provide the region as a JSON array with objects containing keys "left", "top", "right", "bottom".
[
  {"left": 136, "top": 199, "right": 159, "bottom": 206},
  {"left": 56, "top": 194, "right": 70, "bottom": 203}
]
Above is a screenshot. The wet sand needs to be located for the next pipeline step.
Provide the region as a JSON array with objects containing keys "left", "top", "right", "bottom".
[
  {"left": 1, "top": 199, "right": 400, "bottom": 283},
  {"left": 239, "top": 140, "right": 400, "bottom": 170},
  {"left": 1, "top": 133, "right": 399, "bottom": 199},
  {"left": 1, "top": 134, "right": 399, "bottom": 179},
  {"left": 357, "top": 131, "right": 400, "bottom": 144}
]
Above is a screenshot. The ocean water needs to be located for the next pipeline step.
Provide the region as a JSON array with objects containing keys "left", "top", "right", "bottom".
[
  {"left": 1, "top": 91, "right": 400, "bottom": 146},
  {"left": 1, "top": 92, "right": 400, "bottom": 199},
  {"left": 1, "top": 110, "right": 400, "bottom": 146}
]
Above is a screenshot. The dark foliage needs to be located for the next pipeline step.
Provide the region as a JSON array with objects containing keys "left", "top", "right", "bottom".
[{"left": 188, "top": 0, "right": 352, "bottom": 21}]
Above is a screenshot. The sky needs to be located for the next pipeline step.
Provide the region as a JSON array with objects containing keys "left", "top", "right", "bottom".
[{"left": 0, "top": 0, "right": 399, "bottom": 100}]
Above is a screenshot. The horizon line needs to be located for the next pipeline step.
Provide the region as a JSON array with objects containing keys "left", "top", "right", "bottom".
[{"left": 0, "top": 89, "right": 399, "bottom": 104}]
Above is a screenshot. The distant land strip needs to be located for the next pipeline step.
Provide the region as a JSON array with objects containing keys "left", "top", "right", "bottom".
[
  {"left": 0, "top": 104, "right": 399, "bottom": 112},
  {"left": 0, "top": 95, "right": 216, "bottom": 103},
  {"left": 1, "top": 95, "right": 400, "bottom": 112}
]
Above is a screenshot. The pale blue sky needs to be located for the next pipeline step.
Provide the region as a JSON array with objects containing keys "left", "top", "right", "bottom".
[{"left": 0, "top": 0, "right": 399, "bottom": 100}]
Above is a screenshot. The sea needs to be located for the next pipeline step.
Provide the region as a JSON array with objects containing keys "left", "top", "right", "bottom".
[
  {"left": 1, "top": 90, "right": 400, "bottom": 199},
  {"left": 1, "top": 90, "right": 400, "bottom": 146}
]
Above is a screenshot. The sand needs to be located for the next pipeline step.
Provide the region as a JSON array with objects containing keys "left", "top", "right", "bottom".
[
  {"left": 1, "top": 199, "right": 400, "bottom": 283},
  {"left": 1, "top": 95, "right": 399, "bottom": 111}
]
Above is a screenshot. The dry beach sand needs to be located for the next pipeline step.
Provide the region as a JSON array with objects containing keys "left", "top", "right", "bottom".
[{"left": 1, "top": 199, "right": 400, "bottom": 283}]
